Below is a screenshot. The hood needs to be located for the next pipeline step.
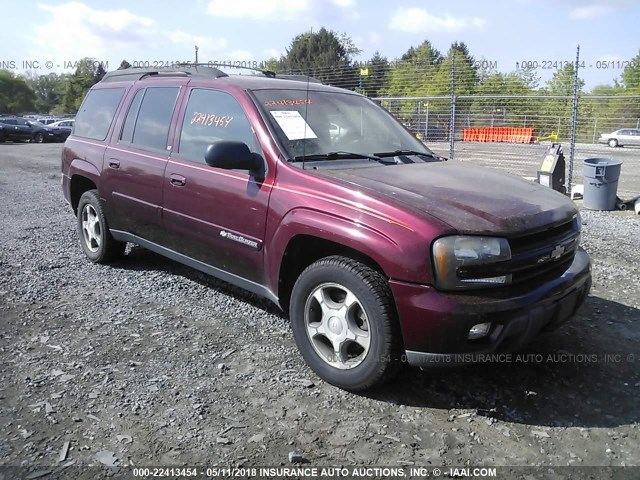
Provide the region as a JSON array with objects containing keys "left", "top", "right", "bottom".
[{"left": 318, "top": 161, "right": 577, "bottom": 235}]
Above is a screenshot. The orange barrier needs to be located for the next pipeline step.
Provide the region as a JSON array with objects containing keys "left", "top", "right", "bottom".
[{"left": 463, "top": 127, "right": 534, "bottom": 143}]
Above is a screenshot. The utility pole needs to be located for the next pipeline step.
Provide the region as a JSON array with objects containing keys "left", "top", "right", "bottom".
[{"left": 195, "top": 45, "right": 199, "bottom": 63}]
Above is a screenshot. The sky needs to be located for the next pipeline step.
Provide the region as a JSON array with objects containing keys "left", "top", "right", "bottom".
[{"left": 1, "top": 0, "right": 639, "bottom": 91}]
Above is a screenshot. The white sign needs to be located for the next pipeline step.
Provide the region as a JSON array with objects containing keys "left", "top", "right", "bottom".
[{"left": 270, "top": 110, "right": 318, "bottom": 140}]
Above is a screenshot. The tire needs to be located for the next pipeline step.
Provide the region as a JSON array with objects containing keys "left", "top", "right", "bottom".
[
  {"left": 77, "top": 190, "right": 126, "bottom": 263},
  {"left": 608, "top": 138, "right": 618, "bottom": 147},
  {"left": 289, "top": 255, "right": 403, "bottom": 391},
  {"left": 33, "top": 132, "right": 44, "bottom": 143}
]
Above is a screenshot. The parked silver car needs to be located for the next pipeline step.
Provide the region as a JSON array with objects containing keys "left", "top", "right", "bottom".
[{"left": 598, "top": 128, "right": 640, "bottom": 147}]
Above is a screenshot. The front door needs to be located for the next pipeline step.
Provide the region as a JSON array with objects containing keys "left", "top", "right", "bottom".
[{"left": 162, "top": 87, "right": 272, "bottom": 285}]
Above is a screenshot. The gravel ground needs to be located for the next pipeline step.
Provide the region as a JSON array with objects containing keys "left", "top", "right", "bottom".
[{"left": 1, "top": 143, "right": 639, "bottom": 478}]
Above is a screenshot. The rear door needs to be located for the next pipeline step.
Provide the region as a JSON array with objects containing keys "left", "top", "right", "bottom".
[
  {"left": 15, "top": 118, "right": 34, "bottom": 141},
  {"left": 618, "top": 129, "right": 633, "bottom": 146},
  {"left": 162, "top": 87, "right": 272, "bottom": 284},
  {"left": 102, "top": 81, "right": 186, "bottom": 243}
]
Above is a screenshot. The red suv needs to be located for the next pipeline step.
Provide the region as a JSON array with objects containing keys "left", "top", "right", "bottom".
[{"left": 62, "top": 66, "right": 592, "bottom": 391}]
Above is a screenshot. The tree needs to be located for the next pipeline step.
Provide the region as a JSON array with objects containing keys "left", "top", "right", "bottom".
[
  {"left": 620, "top": 50, "right": 640, "bottom": 92},
  {"left": 470, "top": 72, "right": 538, "bottom": 129},
  {"left": 383, "top": 40, "right": 442, "bottom": 97},
  {"left": 338, "top": 32, "right": 362, "bottom": 58},
  {"left": 357, "top": 51, "right": 390, "bottom": 98},
  {"left": 515, "top": 62, "right": 541, "bottom": 90},
  {"left": 0, "top": 70, "right": 36, "bottom": 113},
  {"left": 402, "top": 40, "right": 443, "bottom": 67},
  {"left": 281, "top": 28, "right": 359, "bottom": 89},
  {"left": 544, "top": 64, "right": 585, "bottom": 95},
  {"left": 118, "top": 60, "right": 132, "bottom": 70},
  {"left": 61, "top": 57, "right": 105, "bottom": 113},
  {"left": 539, "top": 64, "right": 586, "bottom": 139},
  {"left": 476, "top": 57, "right": 497, "bottom": 84},
  {"left": 24, "top": 72, "right": 68, "bottom": 113},
  {"left": 422, "top": 47, "right": 477, "bottom": 96},
  {"left": 447, "top": 41, "right": 479, "bottom": 90}
]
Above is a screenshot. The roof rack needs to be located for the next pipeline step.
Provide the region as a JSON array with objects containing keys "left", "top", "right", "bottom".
[
  {"left": 173, "top": 63, "right": 322, "bottom": 83},
  {"left": 101, "top": 65, "right": 228, "bottom": 83},
  {"left": 101, "top": 63, "right": 323, "bottom": 85},
  {"left": 102, "top": 62, "right": 322, "bottom": 84}
]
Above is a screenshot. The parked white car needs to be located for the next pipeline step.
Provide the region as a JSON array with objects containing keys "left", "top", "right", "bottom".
[{"left": 49, "top": 119, "right": 75, "bottom": 130}]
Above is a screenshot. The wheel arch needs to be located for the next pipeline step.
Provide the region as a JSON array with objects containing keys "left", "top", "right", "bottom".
[
  {"left": 277, "top": 234, "right": 389, "bottom": 311},
  {"left": 70, "top": 174, "right": 98, "bottom": 214},
  {"left": 68, "top": 160, "right": 101, "bottom": 214},
  {"left": 269, "top": 208, "right": 412, "bottom": 312}
]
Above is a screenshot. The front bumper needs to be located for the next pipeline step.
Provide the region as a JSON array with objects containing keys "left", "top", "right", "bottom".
[{"left": 389, "top": 248, "right": 592, "bottom": 366}]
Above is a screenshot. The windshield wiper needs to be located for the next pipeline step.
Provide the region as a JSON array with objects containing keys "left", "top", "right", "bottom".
[
  {"left": 374, "top": 149, "right": 442, "bottom": 159},
  {"left": 292, "top": 151, "right": 396, "bottom": 165}
]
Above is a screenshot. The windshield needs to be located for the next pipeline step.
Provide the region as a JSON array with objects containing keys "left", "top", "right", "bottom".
[
  {"left": 29, "top": 121, "right": 46, "bottom": 127},
  {"left": 252, "top": 89, "right": 433, "bottom": 161}
]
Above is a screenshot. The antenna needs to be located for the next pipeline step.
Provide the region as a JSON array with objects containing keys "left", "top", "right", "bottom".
[{"left": 301, "top": 27, "right": 313, "bottom": 170}]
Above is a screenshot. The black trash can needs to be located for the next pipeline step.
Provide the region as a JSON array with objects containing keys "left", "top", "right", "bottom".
[{"left": 583, "top": 158, "right": 623, "bottom": 210}]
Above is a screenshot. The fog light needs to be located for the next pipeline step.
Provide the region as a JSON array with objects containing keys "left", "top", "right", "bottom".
[{"left": 468, "top": 322, "right": 492, "bottom": 340}]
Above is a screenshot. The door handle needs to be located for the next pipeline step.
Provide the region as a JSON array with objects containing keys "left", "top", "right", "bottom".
[
  {"left": 108, "top": 159, "right": 120, "bottom": 169},
  {"left": 170, "top": 174, "right": 186, "bottom": 187}
]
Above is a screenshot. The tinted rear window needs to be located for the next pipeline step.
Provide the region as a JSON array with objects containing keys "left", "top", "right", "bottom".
[
  {"left": 131, "top": 87, "right": 179, "bottom": 151},
  {"left": 74, "top": 88, "right": 125, "bottom": 141}
]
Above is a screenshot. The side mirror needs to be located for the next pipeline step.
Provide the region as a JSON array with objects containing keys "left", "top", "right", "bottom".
[{"left": 204, "top": 141, "right": 265, "bottom": 178}]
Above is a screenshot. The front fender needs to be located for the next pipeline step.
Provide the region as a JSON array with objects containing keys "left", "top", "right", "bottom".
[{"left": 265, "top": 207, "right": 431, "bottom": 294}]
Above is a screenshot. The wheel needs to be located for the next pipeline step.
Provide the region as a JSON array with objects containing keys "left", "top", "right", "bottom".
[
  {"left": 289, "top": 255, "right": 402, "bottom": 391},
  {"left": 33, "top": 132, "right": 44, "bottom": 143},
  {"left": 608, "top": 138, "right": 618, "bottom": 147},
  {"left": 77, "top": 190, "right": 126, "bottom": 263}
]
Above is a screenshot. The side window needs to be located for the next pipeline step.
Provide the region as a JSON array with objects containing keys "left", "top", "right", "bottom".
[
  {"left": 74, "top": 88, "right": 125, "bottom": 140},
  {"left": 17, "top": 119, "right": 29, "bottom": 126},
  {"left": 131, "top": 87, "right": 179, "bottom": 152},
  {"left": 3, "top": 119, "right": 17, "bottom": 125},
  {"left": 119, "top": 89, "right": 145, "bottom": 144},
  {"left": 177, "top": 88, "right": 262, "bottom": 164}
]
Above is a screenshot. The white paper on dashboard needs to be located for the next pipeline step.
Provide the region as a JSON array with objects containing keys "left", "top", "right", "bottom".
[{"left": 270, "top": 110, "right": 318, "bottom": 140}]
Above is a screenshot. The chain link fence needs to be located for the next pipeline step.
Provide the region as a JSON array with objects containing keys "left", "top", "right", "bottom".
[
  {"left": 263, "top": 49, "right": 639, "bottom": 196},
  {"left": 372, "top": 94, "right": 640, "bottom": 195}
]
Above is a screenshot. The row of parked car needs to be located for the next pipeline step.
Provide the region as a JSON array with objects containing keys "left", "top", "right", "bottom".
[{"left": 0, "top": 115, "right": 75, "bottom": 143}]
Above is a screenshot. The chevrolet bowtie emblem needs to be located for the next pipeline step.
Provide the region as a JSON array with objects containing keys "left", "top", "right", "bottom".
[{"left": 551, "top": 245, "right": 565, "bottom": 259}]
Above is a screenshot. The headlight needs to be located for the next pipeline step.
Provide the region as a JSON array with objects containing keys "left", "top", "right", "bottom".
[
  {"left": 574, "top": 212, "right": 582, "bottom": 233},
  {"left": 432, "top": 236, "right": 511, "bottom": 290}
]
